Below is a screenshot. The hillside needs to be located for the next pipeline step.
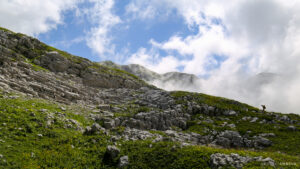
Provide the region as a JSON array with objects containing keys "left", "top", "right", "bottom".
[{"left": 0, "top": 27, "right": 300, "bottom": 168}]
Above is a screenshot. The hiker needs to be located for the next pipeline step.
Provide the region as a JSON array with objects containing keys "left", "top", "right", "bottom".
[{"left": 261, "top": 105, "right": 266, "bottom": 112}]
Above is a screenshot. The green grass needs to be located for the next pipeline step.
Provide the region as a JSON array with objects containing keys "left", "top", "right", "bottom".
[
  {"left": 0, "top": 93, "right": 110, "bottom": 168},
  {"left": 0, "top": 27, "right": 14, "bottom": 33},
  {"left": 171, "top": 91, "right": 258, "bottom": 112},
  {"left": 42, "top": 44, "right": 89, "bottom": 64},
  {"left": 120, "top": 140, "right": 300, "bottom": 169}
]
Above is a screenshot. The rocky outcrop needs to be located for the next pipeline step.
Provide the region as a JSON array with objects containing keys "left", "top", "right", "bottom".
[
  {"left": 122, "top": 109, "right": 190, "bottom": 130},
  {"left": 210, "top": 153, "right": 275, "bottom": 169},
  {"left": 214, "top": 130, "right": 272, "bottom": 149},
  {"left": 0, "top": 29, "right": 148, "bottom": 105}
]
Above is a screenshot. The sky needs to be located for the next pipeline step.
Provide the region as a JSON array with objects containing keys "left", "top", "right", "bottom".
[{"left": 1, "top": 0, "right": 300, "bottom": 114}]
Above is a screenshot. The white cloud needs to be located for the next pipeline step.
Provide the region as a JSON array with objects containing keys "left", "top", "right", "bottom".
[
  {"left": 0, "top": 0, "right": 80, "bottom": 36},
  {"left": 153, "top": 25, "right": 249, "bottom": 76},
  {"left": 126, "top": 0, "right": 300, "bottom": 114},
  {"left": 125, "top": 0, "right": 235, "bottom": 27},
  {"left": 127, "top": 48, "right": 182, "bottom": 74},
  {"left": 125, "top": 1, "right": 158, "bottom": 20},
  {"left": 85, "top": 0, "right": 121, "bottom": 58}
]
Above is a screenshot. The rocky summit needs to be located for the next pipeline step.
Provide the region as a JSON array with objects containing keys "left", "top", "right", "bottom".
[
  {"left": 0, "top": 27, "right": 300, "bottom": 168},
  {"left": 100, "top": 61, "right": 201, "bottom": 92}
]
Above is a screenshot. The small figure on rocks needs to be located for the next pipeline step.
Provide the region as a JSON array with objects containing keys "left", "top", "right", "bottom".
[{"left": 261, "top": 105, "right": 266, "bottom": 112}]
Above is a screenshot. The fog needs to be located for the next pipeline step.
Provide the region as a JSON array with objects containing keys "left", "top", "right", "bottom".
[{"left": 127, "top": 0, "right": 300, "bottom": 114}]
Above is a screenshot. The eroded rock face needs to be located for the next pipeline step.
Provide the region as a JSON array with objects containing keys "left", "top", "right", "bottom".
[
  {"left": 0, "top": 29, "right": 147, "bottom": 105},
  {"left": 122, "top": 110, "right": 189, "bottom": 130},
  {"left": 39, "top": 51, "right": 70, "bottom": 72}
]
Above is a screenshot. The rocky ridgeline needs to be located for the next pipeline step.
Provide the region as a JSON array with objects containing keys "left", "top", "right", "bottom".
[
  {"left": 0, "top": 29, "right": 148, "bottom": 105},
  {"left": 100, "top": 61, "right": 201, "bottom": 91}
]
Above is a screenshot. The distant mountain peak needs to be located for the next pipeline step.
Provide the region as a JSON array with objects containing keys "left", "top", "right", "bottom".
[{"left": 100, "top": 61, "right": 201, "bottom": 91}]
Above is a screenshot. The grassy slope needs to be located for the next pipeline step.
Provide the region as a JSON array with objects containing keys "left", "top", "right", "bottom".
[
  {"left": 171, "top": 91, "right": 300, "bottom": 157},
  {"left": 0, "top": 90, "right": 299, "bottom": 169}
]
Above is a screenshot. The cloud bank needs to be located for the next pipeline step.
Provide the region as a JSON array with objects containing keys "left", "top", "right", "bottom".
[
  {"left": 0, "top": 0, "right": 81, "bottom": 36},
  {"left": 126, "top": 0, "right": 300, "bottom": 114}
]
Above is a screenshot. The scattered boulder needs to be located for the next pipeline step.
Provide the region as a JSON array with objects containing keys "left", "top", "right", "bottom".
[
  {"left": 227, "top": 124, "right": 236, "bottom": 128},
  {"left": 259, "top": 157, "right": 275, "bottom": 167},
  {"left": 84, "top": 123, "right": 105, "bottom": 135},
  {"left": 84, "top": 126, "right": 92, "bottom": 135},
  {"left": 104, "top": 119, "right": 115, "bottom": 129},
  {"left": 224, "top": 110, "right": 237, "bottom": 116},
  {"left": 259, "top": 133, "right": 276, "bottom": 137},
  {"left": 215, "top": 130, "right": 244, "bottom": 148},
  {"left": 105, "top": 145, "right": 120, "bottom": 160},
  {"left": 287, "top": 125, "right": 297, "bottom": 131},
  {"left": 91, "top": 123, "right": 104, "bottom": 133},
  {"left": 242, "top": 116, "right": 252, "bottom": 121},
  {"left": 250, "top": 117, "right": 259, "bottom": 123},
  {"left": 39, "top": 109, "right": 47, "bottom": 113},
  {"left": 253, "top": 136, "right": 272, "bottom": 148},
  {"left": 118, "top": 156, "right": 129, "bottom": 168}
]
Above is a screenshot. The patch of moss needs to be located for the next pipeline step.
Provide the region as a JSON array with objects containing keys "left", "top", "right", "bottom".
[{"left": 29, "top": 62, "right": 49, "bottom": 72}]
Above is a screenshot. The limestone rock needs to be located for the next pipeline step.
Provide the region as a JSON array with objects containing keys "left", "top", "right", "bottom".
[
  {"left": 118, "top": 156, "right": 129, "bottom": 168},
  {"left": 287, "top": 125, "right": 297, "bottom": 131},
  {"left": 210, "top": 153, "right": 275, "bottom": 169},
  {"left": 105, "top": 145, "right": 120, "bottom": 159}
]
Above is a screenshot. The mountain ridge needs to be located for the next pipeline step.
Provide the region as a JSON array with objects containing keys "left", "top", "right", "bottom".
[
  {"left": 100, "top": 61, "right": 201, "bottom": 92},
  {"left": 0, "top": 27, "right": 299, "bottom": 168}
]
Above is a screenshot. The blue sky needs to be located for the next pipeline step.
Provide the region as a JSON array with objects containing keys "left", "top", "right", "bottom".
[
  {"left": 38, "top": 0, "right": 193, "bottom": 63},
  {"left": 1, "top": 0, "right": 300, "bottom": 113}
]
